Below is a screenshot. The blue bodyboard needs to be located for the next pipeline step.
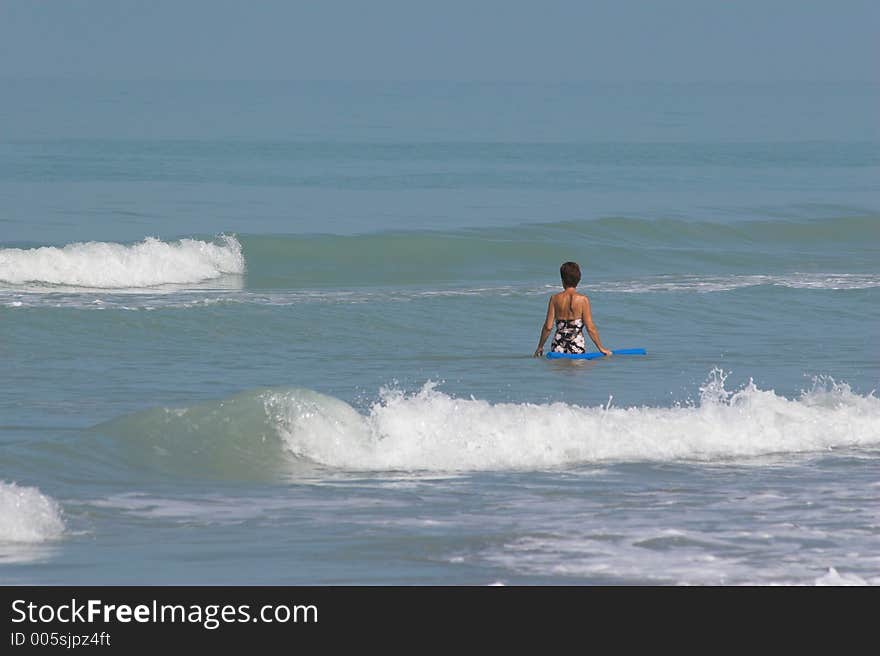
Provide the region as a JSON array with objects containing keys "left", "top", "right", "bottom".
[{"left": 546, "top": 348, "right": 647, "bottom": 360}]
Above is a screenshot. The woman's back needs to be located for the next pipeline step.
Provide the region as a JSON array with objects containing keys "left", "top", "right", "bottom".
[{"left": 551, "top": 289, "right": 587, "bottom": 321}]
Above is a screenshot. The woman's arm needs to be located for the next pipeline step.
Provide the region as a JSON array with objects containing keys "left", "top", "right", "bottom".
[
  {"left": 582, "top": 296, "right": 612, "bottom": 356},
  {"left": 534, "top": 298, "right": 555, "bottom": 357}
]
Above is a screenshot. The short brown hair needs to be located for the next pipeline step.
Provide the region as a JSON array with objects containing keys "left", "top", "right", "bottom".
[{"left": 560, "top": 261, "right": 581, "bottom": 288}]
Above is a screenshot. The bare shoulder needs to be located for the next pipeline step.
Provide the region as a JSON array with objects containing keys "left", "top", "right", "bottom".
[{"left": 575, "top": 292, "right": 591, "bottom": 317}]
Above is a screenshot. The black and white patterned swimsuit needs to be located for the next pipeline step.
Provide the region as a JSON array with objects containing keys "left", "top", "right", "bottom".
[{"left": 551, "top": 318, "right": 586, "bottom": 354}]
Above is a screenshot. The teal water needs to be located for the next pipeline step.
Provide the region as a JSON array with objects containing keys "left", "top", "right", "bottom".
[{"left": 1, "top": 81, "right": 879, "bottom": 585}]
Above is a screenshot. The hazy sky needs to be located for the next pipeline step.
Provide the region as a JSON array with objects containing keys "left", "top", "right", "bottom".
[{"left": 1, "top": 0, "right": 877, "bottom": 81}]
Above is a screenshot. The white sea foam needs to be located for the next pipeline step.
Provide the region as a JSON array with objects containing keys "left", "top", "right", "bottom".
[
  {"left": 593, "top": 273, "right": 880, "bottom": 293},
  {"left": 475, "top": 529, "right": 880, "bottom": 586},
  {"left": 265, "top": 371, "right": 880, "bottom": 472},
  {"left": 814, "top": 567, "right": 872, "bottom": 586},
  {"left": 2, "top": 270, "right": 875, "bottom": 309},
  {"left": 0, "top": 481, "right": 65, "bottom": 543},
  {"left": 0, "top": 235, "right": 244, "bottom": 289}
]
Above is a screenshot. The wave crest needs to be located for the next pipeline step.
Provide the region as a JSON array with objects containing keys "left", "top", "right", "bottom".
[
  {"left": 0, "top": 235, "right": 244, "bottom": 289},
  {"left": 97, "top": 372, "right": 880, "bottom": 477},
  {"left": 268, "top": 372, "right": 880, "bottom": 471}
]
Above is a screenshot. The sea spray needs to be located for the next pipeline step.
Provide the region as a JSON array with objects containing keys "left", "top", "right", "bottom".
[{"left": 0, "top": 481, "right": 65, "bottom": 543}]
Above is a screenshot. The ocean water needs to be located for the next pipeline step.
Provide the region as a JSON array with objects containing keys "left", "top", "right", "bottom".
[{"left": 1, "top": 80, "right": 879, "bottom": 585}]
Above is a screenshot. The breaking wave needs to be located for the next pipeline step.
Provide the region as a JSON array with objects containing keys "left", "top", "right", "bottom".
[
  {"left": 0, "top": 235, "right": 244, "bottom": 289},
  {"left": 98, "top": 371, "right": 880, "bottom": 477}
]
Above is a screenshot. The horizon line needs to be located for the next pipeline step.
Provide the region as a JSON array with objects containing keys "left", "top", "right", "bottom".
[{"left": 1, "top": 75, "right": 877, "bottom": 85}]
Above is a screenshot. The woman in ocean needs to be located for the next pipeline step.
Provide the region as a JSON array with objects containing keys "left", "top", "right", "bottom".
[{"left": 534, "top": 261, "right": 612, "bottom": 358}]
